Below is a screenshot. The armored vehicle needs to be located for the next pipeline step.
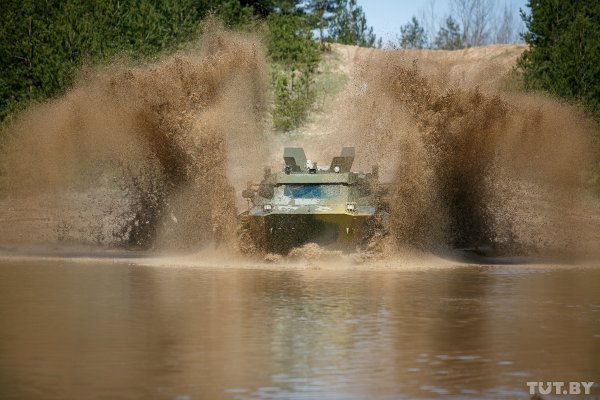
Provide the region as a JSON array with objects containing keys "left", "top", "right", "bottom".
[{"left": 238, "top": 147, "right": 389, "bottom": 254}]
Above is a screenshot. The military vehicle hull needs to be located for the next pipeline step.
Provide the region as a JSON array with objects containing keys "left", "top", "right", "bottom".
[
  {"left": 240, "top": 212, "right": 378, "bottom": 253},
  {"left": 238, "top": 147, "right": 389, "bottom": 254}
]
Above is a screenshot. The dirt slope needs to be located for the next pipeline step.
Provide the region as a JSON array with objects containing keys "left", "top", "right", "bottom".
[{"left": 333, "top": 43, "right": 526, "bottom": 81}]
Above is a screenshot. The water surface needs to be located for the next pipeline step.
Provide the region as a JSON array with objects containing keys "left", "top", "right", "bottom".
[{"left": 0, "top": 259, "right": 598, "bottom": 399}]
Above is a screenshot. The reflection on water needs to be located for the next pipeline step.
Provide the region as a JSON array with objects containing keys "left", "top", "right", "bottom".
[{"left": 0, "top": 260, "right": 599, "bottom": 399}]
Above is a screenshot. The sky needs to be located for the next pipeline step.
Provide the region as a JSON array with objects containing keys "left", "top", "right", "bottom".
[{"left": 358, "top": 0, "right": 529, "bottom": 45}]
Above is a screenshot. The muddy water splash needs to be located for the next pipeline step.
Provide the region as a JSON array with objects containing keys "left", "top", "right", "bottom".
[
  {"left": 334, "top": 52, "right": 599, "bottom": 255},
  {"left": 0, "top": 23, "right": 269, "bottom": 250},
  {"left": 1, "top": 39, "right": 598, "bottom": 258}
]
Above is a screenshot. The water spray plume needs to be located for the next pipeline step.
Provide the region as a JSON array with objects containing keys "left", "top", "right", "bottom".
[
  {"left": 0, "top": 21, "right": 269, "bottom": 250},
  {"left": 1, "top": 33, "right": 599, "bottom": 260},
  {"left": 333, "top": 51, "right": 599, "bottom": 256}
]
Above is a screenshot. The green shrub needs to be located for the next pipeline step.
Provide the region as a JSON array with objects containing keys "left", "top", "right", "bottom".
[{"left": 266, "top": 13, "right": 320, "bottom": 132}]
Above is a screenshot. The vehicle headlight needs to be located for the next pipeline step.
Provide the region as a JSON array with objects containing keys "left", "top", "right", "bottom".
[
  {"left": 263, "top": 204, "right": 272, "bottom": 212},
  {"left": 334, "top": 166, "right": 340, "bottom": 173}
]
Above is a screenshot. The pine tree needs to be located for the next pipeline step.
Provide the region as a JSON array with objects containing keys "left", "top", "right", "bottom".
[
  {"left": 517, "top": 1, "right": 600, "bottom": 120},
  {"left": 434, "top": 16, "right": 466, "bottom": 50},
  {"left": 304, "top": 0, "right": 338, "bottom": 47},
  {"left": 266, "top": 13, "right": 320, "bottom": 131},
  {"left": 328, "top": 0, "right": 377, "bottom": 47},
  {"left": 399, "top": 16, "right": 427, "bottom": 49},
  {"left": 269, "top": 0, "right": 304, "bottom": 15}
]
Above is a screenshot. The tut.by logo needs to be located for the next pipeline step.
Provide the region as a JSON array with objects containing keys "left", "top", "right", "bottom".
[{"left": 527, "top": 382, "right": 594, "bottom": 396}]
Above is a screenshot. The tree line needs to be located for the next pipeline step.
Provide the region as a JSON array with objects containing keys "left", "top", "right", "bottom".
[
  {"left": 1, "top": 0, "right": 598, "bottom": 133},
  {"left": 0, "top": 0, "right": 377, "bottom": 131},
  {"left": 517, "top": 0, "right": 600, "bottom": 123},
  {"left": 396, "top": 0, "right": 524, "bottom": 50}
]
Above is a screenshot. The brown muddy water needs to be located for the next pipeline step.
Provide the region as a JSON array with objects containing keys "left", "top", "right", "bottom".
[{"left": 0, "top": 257, "right": 598, "bottom": 399}]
